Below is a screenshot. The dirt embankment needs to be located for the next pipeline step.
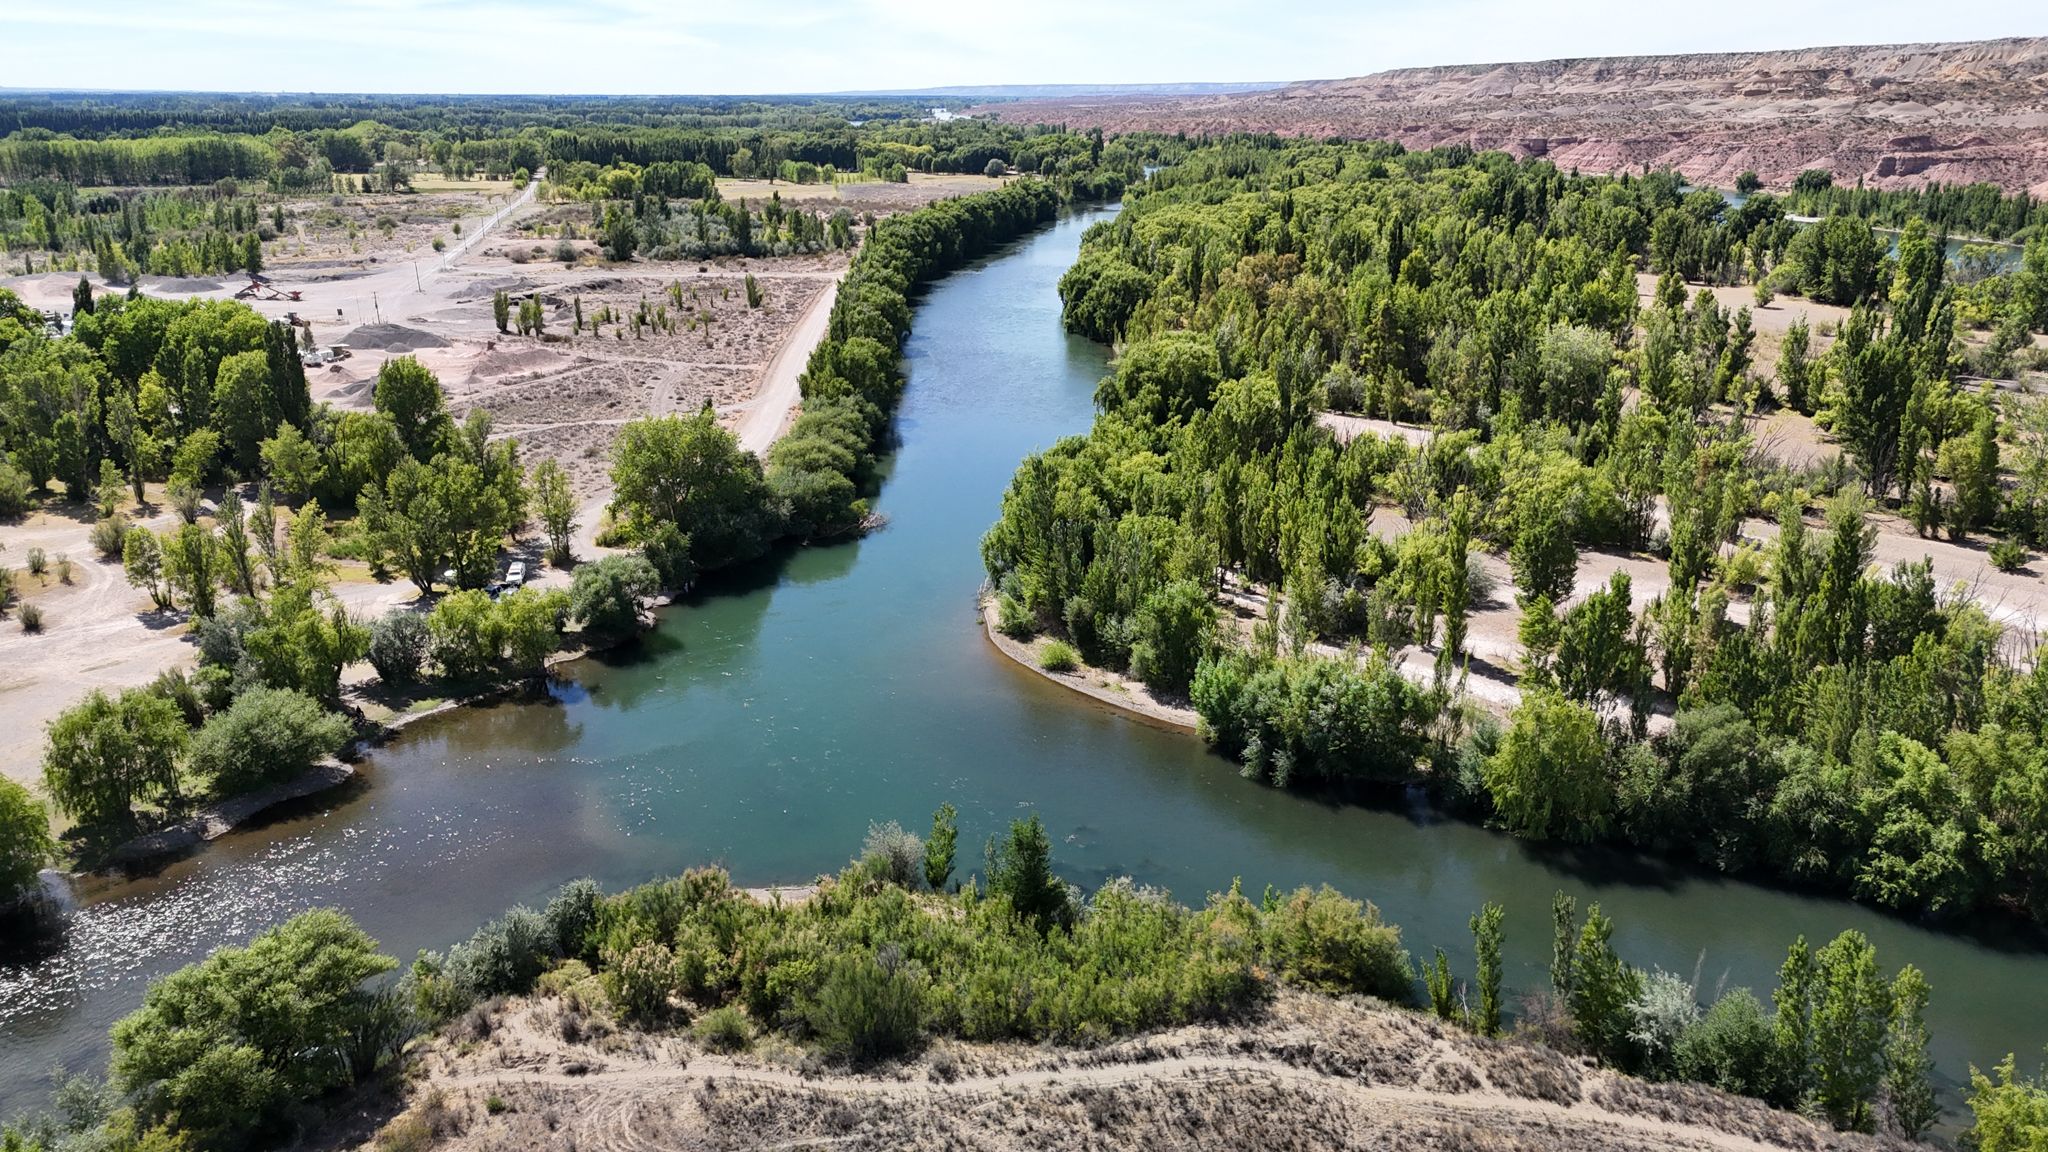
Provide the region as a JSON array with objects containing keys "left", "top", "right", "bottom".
[
  {"left": 328, "top": 988, "right": 1911, "bottom": 1152},
  {"left": 979, "top": 37, "right": 2048, "bottom": 195}
]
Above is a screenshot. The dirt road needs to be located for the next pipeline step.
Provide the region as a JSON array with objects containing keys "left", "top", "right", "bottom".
[
  {"left": 733, "top": 270, "right": 841, "bottom": 456},
  {"left": 377, "top": 987, "right": 1887, "bottom": 1152}
]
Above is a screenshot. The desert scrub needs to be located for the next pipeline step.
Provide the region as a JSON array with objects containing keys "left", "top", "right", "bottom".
[
  {"left": 1039, "top": 640, "right": 1080, "bottom": 672},
  {"left": 19, "top": 602, "right": 44, "bottom": 633},
  {"left": 693, "top": 1004, "right": 752, "bottom": 1052},
  {"left": 90, "top": 515, "right": 130, "bottom": 559}
]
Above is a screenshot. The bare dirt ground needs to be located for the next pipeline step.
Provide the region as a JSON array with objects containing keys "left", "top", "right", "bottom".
[
  {"left": 979, "top": 37, "right": 2048, "bottom": 194},
  {"left": 0, "top": 494, "right": 192, "bottom": 787},
  {"left": 327, "top": 988, "right": 1907, "bottom": 1152}
]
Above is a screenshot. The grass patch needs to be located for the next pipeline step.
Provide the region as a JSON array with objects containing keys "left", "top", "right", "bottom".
[{"left": 1038, "top": 640, "right": 1080, "bottom": 673}]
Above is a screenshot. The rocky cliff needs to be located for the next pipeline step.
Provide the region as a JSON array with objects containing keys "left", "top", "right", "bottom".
[{"left": 978, "top": 38, "right": 2048, "bottom": 194}]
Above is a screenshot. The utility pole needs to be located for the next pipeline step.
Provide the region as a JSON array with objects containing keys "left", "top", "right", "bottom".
[{"left": 414, "top": 261, "right": 421, "bottom": 292}]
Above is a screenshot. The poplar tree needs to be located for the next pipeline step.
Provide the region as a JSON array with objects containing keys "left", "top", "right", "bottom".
[{"left": 1470, "top": 902, "right": 1504, "bottom": 1036}]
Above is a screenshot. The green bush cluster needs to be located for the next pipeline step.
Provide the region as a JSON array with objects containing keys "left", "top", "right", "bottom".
[
  {"left": 424, "top": 586, "right": 567, "bottom": 682},
  {"left": 1191, "top": 650, "right": 1433, "bottom": 787}
]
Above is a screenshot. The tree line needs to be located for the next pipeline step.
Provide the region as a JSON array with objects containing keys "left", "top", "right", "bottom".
[{"left": 598, "top": 178, "right": 1067, "bottom": 582}]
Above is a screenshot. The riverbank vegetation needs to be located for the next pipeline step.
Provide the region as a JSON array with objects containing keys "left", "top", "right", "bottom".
[
  {"left": 4, "top": 814, "right": 2015, "bottom": 1150},
  {"left": 598, "top": 177, "right": 1069, "bottom": 570},
  {"left": 985, "top": 137, "right": 2048, "bottom": 929}
]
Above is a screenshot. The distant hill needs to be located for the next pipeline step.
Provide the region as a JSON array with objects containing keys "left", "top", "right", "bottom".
[
  {"left": 829, "top": 82, "right": 1286, "bottom": 102},
  {"left": 975, "top": 38, "right": 2048, "bottom": 194}
]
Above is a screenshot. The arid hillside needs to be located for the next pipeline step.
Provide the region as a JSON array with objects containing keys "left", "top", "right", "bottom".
[
  {"left": 333, "top": 990, "right": 1913, "bottom": 1152},
  {"left": 978, "top": 38, "right": 2048, "bottom": 193}
]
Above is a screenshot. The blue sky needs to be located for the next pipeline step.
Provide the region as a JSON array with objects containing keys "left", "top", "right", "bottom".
[{"left": 1, "top": 0, "right": 2040, "bottom": 94}]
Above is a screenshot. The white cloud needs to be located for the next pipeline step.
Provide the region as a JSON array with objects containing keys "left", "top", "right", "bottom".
[{"left": 0, "top": 0, "right": 2039, "bottom": 93}]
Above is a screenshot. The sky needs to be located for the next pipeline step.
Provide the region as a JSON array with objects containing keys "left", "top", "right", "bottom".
[{"left": 0, "top": 0, "right": 2041, "bottom": 95}]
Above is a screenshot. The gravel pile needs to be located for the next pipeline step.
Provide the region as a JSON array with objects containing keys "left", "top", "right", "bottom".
[{"left": 340, "top": 323, "right": 451, "bottom": 352}]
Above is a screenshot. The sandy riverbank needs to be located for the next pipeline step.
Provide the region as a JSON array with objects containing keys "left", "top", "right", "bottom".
[{"left": 978, "top": 594, "right": 1199, "bottom": 733}]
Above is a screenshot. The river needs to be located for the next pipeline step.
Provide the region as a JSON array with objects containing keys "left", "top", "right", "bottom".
[{"left": 3, "top": 206, "right": 2045, "bottom": 1122}]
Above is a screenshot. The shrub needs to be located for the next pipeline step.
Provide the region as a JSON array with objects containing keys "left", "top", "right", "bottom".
[
  {"left": 19, "top": 603, "right": 42, "bottom": 633},
  {"left": 189, "top": 686, "right": 353, "bottom": 795},
  {"left": 544, "top": 878, "right": 605, "bottom": 962},
  {"left": 569, "top": 554, "right": 659, "bottom": 643},
  {"left": 605, "top": 941, "right": 680, "bottom": 1024},
  {"left": 368, "top": 609, "right": 431, "bottom": 686},
  {"left": 91, "top": 516, "right": 131, "bottom": 559},
  {"left": 448, "top": 906, "right": 557, "bottom": 998},
  {"left": 1674, "top": 987, "right": 1780, "bottom": 1098},
  {"left": 995, "top": 592, "right": 1034, "bottom": 637},
  {"left": 1265, "top": 885, "right": 1414, "bottom": 1002},
  {"left": 804, "top": 945, "right": 928, "bottom": 1064},
  {"left": 554, "top": 238, "right": 577, "bottom": 264},
  {"left": 860, "top": 821, "right": 924, "bottom": 889},
  {"left": 1990, "top": 538, "right": 2029, "bottom": 573},
  {"left": 1038, "top": 639, "right": 1079, "bottom": 672},
  {"left": 693, "top": 1004, "right": 752, "bottom": 1052},
  {"left": 25, "top": 546, "right": 46, "bottom": 576},
  {"left": 1627, "top": 969, "right": 1701, "bottom": 1077}
]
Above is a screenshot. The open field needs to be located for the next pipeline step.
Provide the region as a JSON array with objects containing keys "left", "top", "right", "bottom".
[
  {"left": 327, "top": 988, "right": 1909, "bottom": 1152},
  {"left": 407, "top": 173, "right": 521, "bottom": 195},
  {"left": 718, "top": 171, "right": 1016, "bottom": 212}
]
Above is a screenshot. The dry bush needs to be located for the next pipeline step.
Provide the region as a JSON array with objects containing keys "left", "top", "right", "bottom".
[
  {"left": 1469, "top": 1037, "right": 1581, "bottom": 1105},
  {"left": 375, "top": 1088, "right": 463, "bottom": 1152},
  {"left": 1421, "top": 1057, "right": 1483, "bottom": 1094}
]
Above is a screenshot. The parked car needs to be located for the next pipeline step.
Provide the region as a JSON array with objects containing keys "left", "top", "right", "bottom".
[{"left": 503, "top": 561, "right": 527, "bottom": 588}]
